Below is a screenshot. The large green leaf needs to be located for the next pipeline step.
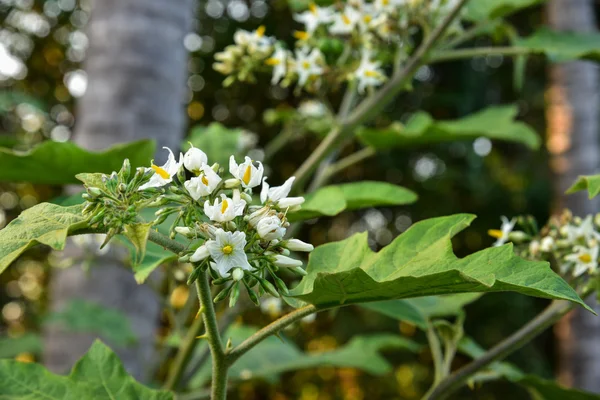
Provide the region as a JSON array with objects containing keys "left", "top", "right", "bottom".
[
  {"left": 516, "top": 28, "right": 600, "bottom": 62},
  {"left": 289, "top": 214, "right": 588, "bottom": 310},
  {"left": 0, "top": 139, "right": 155, "bottom": 184},
  {"left": 0, "top": 334, "right": 42, "bottom": 358},
  {"left": 191, "top": 324, "right": 420, "bottom": 386},
  {"left": 0, "top": 340, "right": 172, "bottom": 399},
  {"left": 356, "top": 105, "right": 540, "bottom": 150},
  {"left": 464, "top": 0, "right": 543, "bottom": 21},
  {"left": 123, "top": 240, "right": 178, "bottom": 284},
  {"left": 289, "top": 181, "right": 417, "bottom": 221},
  {"left": 566, "top": 174, "right": 600, "bottom": 199},
  {"left": 0, "top": 203, "right": 88, "bottom": 275},
  {"left": 186, "top": 122, "right": 249, "bottom": 167},
  {"left": 362, "top": 293, "right": 481, "bottom": 329},
  {"left": 44, "top": 300, "right": 137, "bottom": 347}
]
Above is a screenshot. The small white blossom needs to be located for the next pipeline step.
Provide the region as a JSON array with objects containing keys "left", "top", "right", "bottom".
[
  {"left": 329, "top": 7, "right": 360, "bottom": 35},
  {"left": 260, "top": 176, "right": 304, "bottom": 209},
  {"left": 229, "top": 155, "right": 264, "bottom": 189},
  {"left": 257, "top": 215, "right": 286, "bottom": 241},
  {"left": 488, "top": 216, "right": 516, "bottom": 247},
  {"left": 529, "top": 240, "right": 540, "bottom": 256},
  {"left": 190, "top": 244, "right": 210, "bottom": 262},
  {"left": 294, "top": 2, "right": 334, "bottom": 34},
  {"left": 540, "top": 236, "right": 555, "bottom": 252},
  {"left": 260, "top": 297, "right": 283, "bottom": 317},
  {"left": 284, "top": 238, "right": 314, "bottom": 252},
  {"left": 232, "top": 268, "right": 245, "bottom": 281},
  {"left": 565, "top": 215, "right": 600, "bottom": 243},
  {"left": 294, "top": 47, "right": 324, "bottom": 87},
  {"left": 353, "top": 51, "right": 386, "bottom": 93},
  {"left": 183, "top": 145, "right": 208, "bottom": 174},
  {"left": 374, "top": 0, "right": 405, "bottom": 12},
  {"left": 184, "top": 165, "right": 222, "bottom": 200},
  {"left": 245, "top": 206, "right": 274, "bottom": 227},
  {"left": 265, "top": 45, "right": 289, "bottom": 85},
  {"left": 565, "top": 245, "right": 599, "bottom": 277},
  {"left": 298, "top": 100, "right": 327, "bottom": 117},
  {"left": 139, "top": 147, "right": 183, "bottom": 190},
  {"left": 204, "top": 192, "right": 246, "bottom": 222},
  {"left": 206, "top": 229, "right": 253, "bottom": 277},
  {"left": 273, "top": 254, "right": 303, "bottom": 268},
  {"left": 234, "top": 26, "right": 273, "bottom": 53}
]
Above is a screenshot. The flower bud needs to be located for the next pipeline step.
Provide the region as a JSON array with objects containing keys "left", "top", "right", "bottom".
[
  {"left": 277, "top": 197, "right": 305, "bottom": 209},
  {"left": 540, "top": 236, "right": 554, "bottom": 252},
  {"left": 283, "top": 239, "right": 314, "bottom": 252},
  {"left": 190, "top": 244, "right": 210, "bottom": 262},
  {"left": 257, "top": 216, "right": 286, "bottom": 241},
  {"left": 245, "top": 206, "right": 273, "bottom": 227},
  {"left": 87, "top": 187, "right": 102, "bottom": 198},
  {"left": 529, "top": 240, "right": 540, "bottom": 255},
  {"left": 232, "top": 268, "right": 244, "bottom": 282},
  {"left": 224, "top": 178, "right": 240, "bottom": 188},
  {"left": 240, "top": 192, "right": 253, "bottom": 203},
  {"left": 508, "top": 231, "right": 528, "bottom": 243},
  {"left": 183, "top": 146, "right": 208, "bottom": 173},
  {"left": 175, "top": 227, "right": 192, "bottom": 237},
  {"left": 272, "top": 254, "right": 303, "bottom": 268}
]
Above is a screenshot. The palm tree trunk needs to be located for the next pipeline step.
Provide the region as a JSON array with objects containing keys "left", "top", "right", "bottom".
[
  {"left": 547, "top": 0, "right": 600, "bottom": 391},
  {"left": 43, "top": 0, "right": 194, "bottom": 380}
]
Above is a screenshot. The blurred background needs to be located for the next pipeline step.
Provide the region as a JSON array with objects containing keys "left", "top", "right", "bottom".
[{"left": 1, "top": 0, "right": 599, "bottom": 399}]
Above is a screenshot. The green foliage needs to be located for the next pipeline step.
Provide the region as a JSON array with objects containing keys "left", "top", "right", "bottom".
[
  {"left": 566, "top": 175, "right": 600, "bottom": 199},
  {"left": 0, "top": 341, "right": 172, "bottom": 399},
  {"left": 186, "top": 122, "right": 247, "bottom": 167},
  {"left": 192, "top": 324, "right": 420, "bottom": 386},
  {"left": 44, "top": 300, "right": 137, "bottom": 347},
  {"left": 516, "top": 28, "right": 600, "bottom": 62},
  {"left": 289, "top": 181, "right": 417, "bottom": 221},
  {"left": 464, "top": 0, "right": 542, "bottom": 21},
  {"left": 0, "top": 140, "right": 155, "bottom": 184},
  {"left": 0, "top": 203, "right": 88, "bottom": 276},
  {"left": 356, "top": 105, "right": 540, "bottom": 150},
  {"left": 289, "top": 214, "right": 588, "bottom": 309},
  {"left": 0, "top": 334, "right": 42, "bottom": 358},
  {"left": 123, "top": 222, "right": 153, "bottom": 264},
  {"left": 124, "top": 240, "right": 178, "bottom": 284}
]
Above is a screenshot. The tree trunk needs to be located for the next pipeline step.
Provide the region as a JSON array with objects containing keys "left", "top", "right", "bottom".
[
  {"left": 43, "top": 0, "right": 194, "bottom": 381},
  {"left": 547, "top": 0, "right": 600, "bottom": 392}
]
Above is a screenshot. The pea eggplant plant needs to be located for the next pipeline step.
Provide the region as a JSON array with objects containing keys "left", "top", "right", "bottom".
[{"left": 3, "top": 0, "right": 600, "bottom": 399}]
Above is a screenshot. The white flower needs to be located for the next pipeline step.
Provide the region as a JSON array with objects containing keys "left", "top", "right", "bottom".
[
  {"left": 234, "top": 26, "right": 273, "bottom": 53},
  {"left": 374, "top": 0, "right": 405, "bottom": 12},
  {"left": 260, "top": 176, "right": 304, "bottom": 209},
  {"left": 298, "top": 100, "right": 327, "bottom": 117},
  {"left": 245, "top": 206, "right": 274, "bottom": 227},
  {"left": 229, "top": 155, "right": 264, "bottom": 189},
  {"left": 294, "top": 47, "right": 324, "bottom": 87},
  {"left": 206, "top": 229, "right": 253, "bottom": 277},
  {"left": 260, "top": 297, "right": 283, "bottom": 317},
  {"left": 204, "top": 192, "right": 246, "bottom": 222},
  {"left": 265, "top": 45, "right": 288, "bottom": 85},
  {"left": 529, "top": 240, "right": 540, "bottom": 256},
  {"left": 184, "top": 165, "right": 222, "bottom": 200},
  {"left": 190, "top": 244, "right": 210, "bottom": 262},
  {"left": 139, "top": 147, "right": 183, "bottom": 190},
  {"left": 565, "top": 215, "right": 600, "bottom": 243},
  {"left": 488, "top": 216, "right": 516, "bottom": 247},
  {"left": 329, "top": 7, "right": 361, "bottom": 35},
  {"left": 257, "top": 215, "right": 286, "bottom": 241},
  {"left": 353, "top": 51, "right": 386, "bottom": 93},
  {"left": 273, "top": 254, "right": 303, "bottom": 268},
  {"left": 565, "top": 245, "right": 599, "bottom": 277},
  {"left": 183, "top": 145, "right": 208, "bottom": 174},
  {"left": 284, "top": 238, "right": 314, "bottom": 252},
  {"left": 294, "top": 2, "right": 334, "bottom": 34},
  {"left": 540, "top": 236, "right": 554, "bottom": 252}
]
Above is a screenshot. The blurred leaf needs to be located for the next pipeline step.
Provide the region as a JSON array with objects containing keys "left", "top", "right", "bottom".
[
  {"left": 44, "top": 300, "right": 137, "bottom": 347},
  {"left": 357, "top": 105, "right": 540, "bottom": 150},
  {"left": 0, "top": 340, "right": 173, "bottom": 399},
  {"left": 464, "top": 0, "right": 543, "bottom": 21},
  {"left": 186, "top": 122, "right": 248, "bottom": 167},
  {"left": 362, "top": 293, "right": 482, "bottom": 329},
  {"left": 516, "top": 28, "right": 600, "bottom": 62},
  {"left": 0, "top": 90, "right": 45, "bottom": 114},
  {"left": 566, "top": 175, "right": 600, "bottom": 199},
  {"left": 289, "top": 181, "right": 417, "bottom": 221},
  {"left": 123, "top": 222, "right": 153, "bottom": 265},
  {"left": 289, "top": 214, "right": 588, "bottom": 310},
  {"left": 0, "top": 334, "right": 42, "bottom": 358},
  {"left": 191, "top": 324, "right": 420, "bottom": 386},
  {"left": 0, "top": 139, "right": 155, "bottom": 184},
  {"left": 0, "top": 203, "right": 87, "bottom": 276}
]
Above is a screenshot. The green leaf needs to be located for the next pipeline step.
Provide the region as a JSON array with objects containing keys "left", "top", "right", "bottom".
[
  {"left": 0, "top": 334, "right": 42, "bottom": 358},
  {"left": 191, "top": 324, "right": 420, "bottom": 386},
  {"left": 0, "top": 139, "right": 155, "bottom": 184},
  {"left": 0, "top": 340, "right": 173, "bottom": 399},
  {"left": 357, "top": 105, "right": 540, "bottom": 150},
  {"left": 516, "top": 28, "right": 600, "bottom": 62},
  {"left": 566, "top": 175, "right": 600, "bottom": 199},
  {"left": 289, "top": 181, "right": 417, "bottom": 221},
  {"left": 123, "top": 222, "right": 153, "bottom": 265},
  {"left": 186, "top": 122, "right": 250, "bottom": 167},
  {"left": 362, "top": 293, "right": 481, "bottom": 329},
  {"left": 121, "top": 239, "right": 178, "bottom": 284},
  {"left": 0, "top": 203, "right": 88, "bottom": 276},
  {"left": 464, "top": 0, "right": 543, "bottom": 21},
  {"left": 44, "top": 300, "right": 137, "bottom": 347},
  {"left": 289, "top": 214, "right": 589, "bottom": 311}
]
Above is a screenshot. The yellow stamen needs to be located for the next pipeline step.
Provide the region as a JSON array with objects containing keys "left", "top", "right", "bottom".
[
  {"left": 579, "top": 253, "right": 592, "bottom": 263},
  {"left": 222, "top": 245, "right": 233, "bottom": 255},
  {"left": 309, "top": 2, "right": 317, "bottom": 14},
  {"left": 265, "top": 57, "right": 280, "bottom": 66},
  {"left": 363, "top": 15, "right": 372, "bottom": 23},
  {"left": 383, "top": 0, "right": 389, "bottom": 4},
  {"left": 221, "top": 199, "right": 229, "bottom": 214},
  {"left": 201, "top": 175, "right": 209, "bottom": 185},
  {"left": 242, "top": 165, "right": 252, "bottom": 185},
  {"left": 342, "top": 14, "right": 351, "bottom": 25},
  {"left": 294, "top": 31, "right": 309, "bottom": 41},
  {"left": 365, "top": 70, "right": 379, "bottom": 78},
  {"left": 488, "top": 229, "right": 503, "bottom": 239},
  {"left": 151, "top": 165, "right": 170, "bottom": 179},
  {"left": 256, "top": 25, "right": 266, "bottom": 37},
  {"left": 302, "top": 61, "right": 311, "bottom": 70}
]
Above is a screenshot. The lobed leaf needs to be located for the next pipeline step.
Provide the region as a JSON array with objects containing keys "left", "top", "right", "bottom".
[
  {"left": 356, "top": 105, "right": 540, "bottom": 150},
  {"left": 289, "top": 214, "right": 589, "bottom": 311},
  {"left": 0, "top": 139, "right": 155, "bottom": 184},
  {"left": 515, "top": 28, "right": 600, "bottom": 62},
  {"left": 566, "top": 174, "right": 600, "bottom": 199}
]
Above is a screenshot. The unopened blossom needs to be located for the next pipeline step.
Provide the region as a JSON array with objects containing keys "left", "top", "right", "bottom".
[
  {"left": 298, "top": 100, "right": 327, "bottom": 117},
  {"left": 294, "top": 2, "right": 334, "bottom": 34},
  {"left": 204, "top": 192, "right": 246, "bottom": 222},
  {"left": 488, "top": 216, "right": 516, "bottom": 247},
  {"left": 183, "top": 145, "right": 208, "bottom": 174},
  {"left": 190, "top": 244, "right": 210, "bottom": 262},
  {"left": 283, "top": 238, "right": 314, "bottom": 252},
  {"left": 353, "top": 52, "right": 386, "bottom": 93},
  {"left": 540, "top": 236, "right": 555, "bottom": 252},
  {"left": 229, "top": 156, "right": 264, "bottom": 189},
  {"left": 184, "top": 165, "right": 221, "bottom": 200},
  {"left": 294, "top": 47, "right": 324, "bottom": 87},
  {"left": 206, "top": 229, "right": 253, "bottom": 277},
  {"left": 329, "top": 6, "right": 360, "bottom": 35},
  {"left": 265, "top": 45, "right": 289, "bottom": 85},
  {"left": 273, "top": 254, "right": 303, "bottom": 268},
  {"left": 257, "top": 215, "right": 286, "bottom": 241},
  {"left": 565, "top": 245, "right": 599, "bottom": 277},
  {"left": 245, "top": 206, "right": 274, "bottom": 227},
  {"left": 260, "top": 297, "right": 283, "bottom": 317},
  {"left": 260, "top": 177, "right": 305, "bottom": 209},
  {"left": 139, "top": 147, "right": 183, "bottom": 190}
]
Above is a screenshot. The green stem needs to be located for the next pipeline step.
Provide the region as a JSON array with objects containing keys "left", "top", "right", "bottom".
[
  {"left": 426, "top": 320, "right": 445, "bottom": 385},
  {"left": 195, "top": 273, "right": 228, "bottom": 400},
  {"left": 227, "top": 305, "right": 318, "bottom": 364},
  {"left": 264, "top": 127, "right": 298, "bottom": 162},
  {"left": 148, "top": 229, "right": 186, "bottom": 254},
  {"left": 323, "top": 147, "right": 376, "bottom": 182},
  {"left": 441, "top": 20, "right": 499, "bottom": 49},
  {"left": 164, "top": 312, "right": 205, "bottom": 391},
  {"left": 429, "top": 47, "right": 531, "bottom": 63}
]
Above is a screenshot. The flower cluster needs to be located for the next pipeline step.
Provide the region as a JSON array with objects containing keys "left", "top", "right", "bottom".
[
  {"left": 213, "top": 0, "right": 463, "bottom": 93},
  {"left": 82, "top": 147, "right": 314, "bottom": 307},
  {"left": 488, "top": 211, "right": 600, "bottom": 280}
]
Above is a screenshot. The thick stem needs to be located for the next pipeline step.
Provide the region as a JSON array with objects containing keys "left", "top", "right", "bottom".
[
  {"left": 148, "top": 229, "right": 186, "bottom": 254},
  {"left": 163, "top": 312, "right": 204, "bottom": 391}
]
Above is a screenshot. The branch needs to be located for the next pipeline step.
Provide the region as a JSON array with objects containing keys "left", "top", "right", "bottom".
[
  {"left": 429, "top": 47, "right": 532, "bottom": 63},
  {"left": 148, "top": 229, "right": 186, "bottom": 254}
]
